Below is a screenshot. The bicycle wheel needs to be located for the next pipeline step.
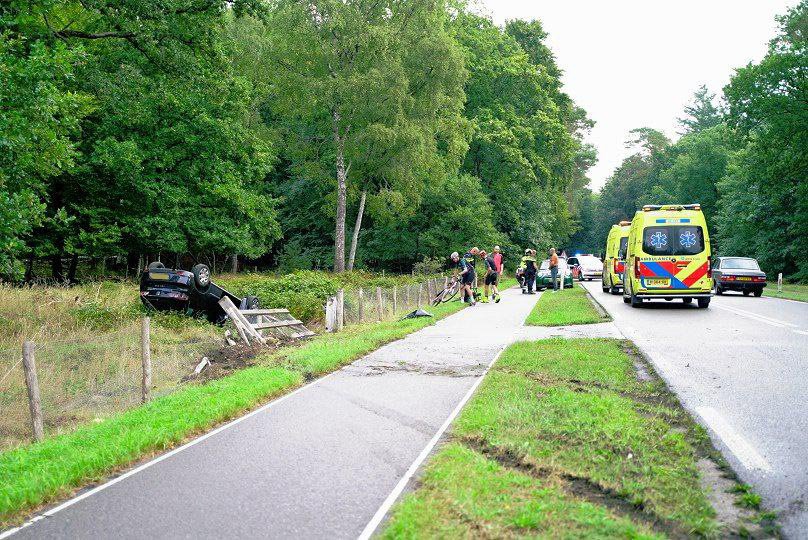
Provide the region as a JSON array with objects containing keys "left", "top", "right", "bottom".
[
  {"left": 442, "top": 281, "right": 460, "bottom": 302},
  {"left": 431, "top": 289, "right": 446, "bottom": 306}
]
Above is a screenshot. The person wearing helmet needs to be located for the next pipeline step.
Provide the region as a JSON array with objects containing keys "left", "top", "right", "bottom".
[
  {"left": 451, "top": 250, "right": 476, "bottom": 305},
  {"left": 519, "top": 248, "right": 538, "bottom": 294}
]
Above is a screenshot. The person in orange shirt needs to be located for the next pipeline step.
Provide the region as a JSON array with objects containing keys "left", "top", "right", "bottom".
[{"left": 549, "top": 248, "right": 560, "bottom": 292}]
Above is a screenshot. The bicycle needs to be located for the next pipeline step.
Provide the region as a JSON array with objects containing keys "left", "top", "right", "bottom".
[{"left": 431, "top": 276, "right": 462, "bottom": 305}]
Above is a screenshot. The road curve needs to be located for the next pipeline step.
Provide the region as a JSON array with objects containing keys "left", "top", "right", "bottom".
[{"left": 581, "top": 280, "right": 808, "bottom": 537}]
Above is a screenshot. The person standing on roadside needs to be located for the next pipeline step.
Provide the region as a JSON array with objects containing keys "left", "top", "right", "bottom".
[
  {"left": 492, "top": 246, "right": 504, "bottom": 280},
  {"left": 549, "top": 247, "right": 560, "bottom": 292},
  {"left": 519, "top": 249, "right": 538, "bottom": 294},
  {"left": 463, "top": 247, "right": 479, "bottom": 298},
  {"left": 481, "top": 250, "right": 501, "bottom": 303}
]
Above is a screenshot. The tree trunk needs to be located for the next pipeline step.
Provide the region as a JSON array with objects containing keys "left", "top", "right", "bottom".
[
  {"left": 66, "top": 253, "right": 79, "bottom": 284},
  {"left": 50, "top": 254, "right": 64, "bottom": 283},
  {"left": 24, "top": 253, "right": 34, "bottom": 283},
  {"left": 347, "top": 190, "right": 367, "bottom": 271},
  {"left": 332, "top": 109, "right": 348, "bottom": 273}
]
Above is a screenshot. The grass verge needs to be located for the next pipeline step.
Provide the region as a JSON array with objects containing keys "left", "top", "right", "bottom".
[
  {"left": 382, "top": 338, "right": 773, "bottom": 538},
  {"left": 525, "top": 284, "right": 607, "bottom": 326},
  {"left": 763, "top": 282, "right": 808, "bottom": 302},
  {"left": 0, "top": 301, "right": 464, "bottom": 526}
]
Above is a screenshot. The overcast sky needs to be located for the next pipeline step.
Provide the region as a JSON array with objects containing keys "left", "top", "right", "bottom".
[{"left": 476, "top": 0, "right": 799, "bottom": 191}]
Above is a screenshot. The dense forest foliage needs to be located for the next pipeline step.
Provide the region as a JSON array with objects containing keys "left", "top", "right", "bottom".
[
  {"left": 580, "top": 1, "right": 807, "bottom": 280},
  {"left": 2, "top": 0, "right": 804, "bottom": 282},
  {"left": 0, "top": 0, "right": 593, "bottom": 281}
]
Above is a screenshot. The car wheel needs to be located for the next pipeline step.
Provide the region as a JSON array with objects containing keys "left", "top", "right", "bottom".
[
  {"left": 192, "top": 264, "right": 211, "bottom": 290},
  {"left": 742, "top": 290, "right": 751, "bottom": 297},
  {"left": 630, "top": 293, "right": 642, "bottom": 308},
  {"left": 682, "top": 297, "right": 693, "bottom": 304},
  {"left": 753, "top": 289, "right": 763, "bottom": 297},
  {"left": 243, "top": 295, "right": 260, "bottom": 310},
  {"left": 697, "top": 297, "right": 711, "bottom": 308},
  {"left": 712, "top": 280, "right": 723, "bottom": 295},
  {"left": 147, "top": 261, "right": 165, "bottom": 270},
  {"left": 623, "top": 296, "right": 631, "bottom": 304}
]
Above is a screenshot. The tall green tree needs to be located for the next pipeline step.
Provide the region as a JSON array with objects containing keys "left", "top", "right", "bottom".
[
  {"left": 677, "top": 85, "right": 723, "bottom": 135},
  {"left": 718, "top": 0, "right": 807, "bottom": 278},
  {"left": 262, "top": 0, "right": 468, "bottom": 272}
]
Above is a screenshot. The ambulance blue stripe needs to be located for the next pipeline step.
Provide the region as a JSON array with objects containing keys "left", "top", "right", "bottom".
[
  {"left": 643, "top": 261, "right": 673, "bottom": 278},
  {"left": 680, "top": 218, "right": 690, "bottom": 222},
  {"left": 671, "top": 277, "right": 688, "bottom": 289}
]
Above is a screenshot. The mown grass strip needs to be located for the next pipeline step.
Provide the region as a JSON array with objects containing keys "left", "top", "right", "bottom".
[
  {"left": 763, "top": 282, "right": 808, "bottom": 303},
  {"left": 0, "top": 301, "right": 465, "bottom": 525},
  {"left": 525, "top": 284, "right": 607, "bottom": 326},
  {"left": 383, "top": 338, "right": 722, "bottom": 538}
]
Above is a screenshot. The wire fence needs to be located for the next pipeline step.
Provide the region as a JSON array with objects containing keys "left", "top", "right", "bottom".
[
  {"left": 0, "top": 276, "right": 450, "bottom": 450},
  {"left": 328, "top": 276, "right": 449, "bottom": 330},
  {"left": 0, "top": 322, "right": 222, "bottom": 451}
]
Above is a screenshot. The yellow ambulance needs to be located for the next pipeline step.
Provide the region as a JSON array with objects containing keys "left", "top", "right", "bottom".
[
  {"left": 622, "top": 204, "right": 713, "bottom": 308},
  {"left": 602, "top": 221, "right": 631, "bottom": 294}
]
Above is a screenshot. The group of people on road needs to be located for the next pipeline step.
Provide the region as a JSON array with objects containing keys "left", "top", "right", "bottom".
[{"left": 449, "top": 246, "right": 504, "bottom": 306}]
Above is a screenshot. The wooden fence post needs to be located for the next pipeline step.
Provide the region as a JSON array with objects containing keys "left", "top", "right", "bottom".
[
  {"left": 336, "top": 289, "right": 344, "bottom": 331},
  {"left": 393, "top": 285, "right": 397, "bottom": 315},
  {"left": 444, "top": 276, "right": 448, "bottom": 289},
  {"left": 376, "top": 286, "right": 383, "bottom": 322},
  {"left": 417, "top": 283, "right": 423, "bottom": 306},
  {"left": 22, "top": 341, "right": 44, "bottom": 442},
  {"left": 358, "top": 288, "right": 364, "bottom": 322},
  {"left": 426, "top": 280, "right": 434, "bottom": 303},
  {"left": 325, "top": 297, "right": 335, "bottom": 332},
  {"left": 141, "top": 317, "right": 152, "bottom": 404}
]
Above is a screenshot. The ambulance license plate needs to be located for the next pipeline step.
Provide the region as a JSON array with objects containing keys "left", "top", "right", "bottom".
[{"left": 646, "top": 278, "right": 670, "bottom": 287}]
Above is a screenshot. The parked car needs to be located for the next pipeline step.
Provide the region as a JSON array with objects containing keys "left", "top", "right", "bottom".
[
  {"left": 536, "top": 258, "right": 574, "bottom": 290},
  {"left": 139, "top": 262, "right": 259, "bottom": 323},
  {"left": 569, "top": 255, "right": 603, "bottom": 281},
  {"left": 712, "top": 257, "right": 766, "bottom": 296}
]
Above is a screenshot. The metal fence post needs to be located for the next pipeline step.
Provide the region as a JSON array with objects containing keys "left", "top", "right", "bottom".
[
  {"left": 376, "top": 286, "right": 383, "bottom": 322},
  {"left": 22, "top": 341, "right": 44, "bottom": 442},
  {"left": 358, "top": 288, "right": 364, "bottom": 322},
  {"left": 141, "top": 317, "right": 152, "bottom": 403},
  {"left": 393, "top": 285, "right": 397, "bottom": 315}
]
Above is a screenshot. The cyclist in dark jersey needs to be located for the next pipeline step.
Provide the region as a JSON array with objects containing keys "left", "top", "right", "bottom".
[
  {"left": 482, "top": 250, "right": 501, "bottom": 303},
  {"left": 454, "top": 248, "right": 477, "bottom": 305}
]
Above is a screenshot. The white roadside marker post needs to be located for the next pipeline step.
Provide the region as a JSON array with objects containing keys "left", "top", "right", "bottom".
[{"left": 778, "top": 273, "right": 783, "bottom": 293}]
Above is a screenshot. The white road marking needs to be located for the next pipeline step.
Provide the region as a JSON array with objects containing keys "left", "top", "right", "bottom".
[
  {"left": 794, "top": 330, "right": 808, "bottom": 336},
  {"left": 0, "top": 371, "right": 340, "bottom": 540},
  {"left": 357, "top": 346, "right": 508, "bottom": 540},
  {"left": 696, "top": 406, "right": 772, "bottom": 473},
  {"left": 713, "top": 304, "right": 793, "bottom": 328}
]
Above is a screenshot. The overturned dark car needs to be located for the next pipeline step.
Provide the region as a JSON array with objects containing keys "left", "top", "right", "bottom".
[{"left": 139, "top": 262, "right": 258, "bottom": 323}]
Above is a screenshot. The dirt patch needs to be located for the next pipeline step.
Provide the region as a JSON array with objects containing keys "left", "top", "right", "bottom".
[
  {"left": 461, "top": 436, "right": 689, "bottom": 539},
  {"left": 182, "top": 343, "right": 266, "bottom": 382}
]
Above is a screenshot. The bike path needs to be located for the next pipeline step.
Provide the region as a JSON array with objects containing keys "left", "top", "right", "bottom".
[{"left": 8, "top": 287, "right": 618, "bottom": 540}]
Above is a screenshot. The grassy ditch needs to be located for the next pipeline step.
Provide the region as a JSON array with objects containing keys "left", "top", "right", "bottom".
[
  {"left": 763, "top": 282, "right": 808, "bottom": 303},
  {"left": 382, "top": 338, "right": 774, "bottom": 538},
  {"left": 525, "top": 284, "right": 608, "bottom": 326},
  {"left": 0, "top": 301, "right": 464, "bottom": 526}
]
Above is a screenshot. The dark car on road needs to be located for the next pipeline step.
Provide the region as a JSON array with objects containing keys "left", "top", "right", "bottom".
[
  {"left": 139, "top": 262, "right": 258, "bottom": 323},
  {"left": 712, "top": 257, "right": 767, "bottom": 296}
]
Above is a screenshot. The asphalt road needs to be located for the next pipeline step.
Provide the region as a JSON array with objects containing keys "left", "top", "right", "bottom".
[
  {"left": 7, "top": 286, "right": 620, "bottom": 540},
  {"left": 581, "top": 281, "right": 808, "bottom": 537}
]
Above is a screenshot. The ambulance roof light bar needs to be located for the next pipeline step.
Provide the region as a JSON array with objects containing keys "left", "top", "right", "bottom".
[{"left": 642, "top": 203, "right": 701, "bottom": 211}]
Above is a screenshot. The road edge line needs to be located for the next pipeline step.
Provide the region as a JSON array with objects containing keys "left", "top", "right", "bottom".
[
  {"left": 0, "top": 371, "right": 339, "bottom": 540},
  {"left": 357, "top": 345, "right": 508, "bottom": 540}
]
